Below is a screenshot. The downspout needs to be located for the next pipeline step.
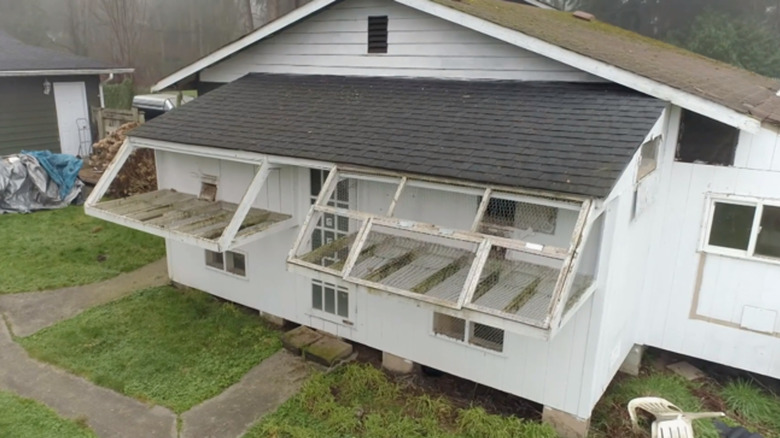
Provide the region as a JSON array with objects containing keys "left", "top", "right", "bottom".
[{"left": 99, "top": 73, "right": 114, "bottom": 108}]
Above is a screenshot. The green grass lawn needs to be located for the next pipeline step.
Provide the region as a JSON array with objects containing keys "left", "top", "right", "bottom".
[
  {"left": 20, "top": 286, "right": 281, "bottom": 413},
  {"left": 0, "top": 206, "right": 165, "bottom": 294},
  {"left": 591, "top": 358, "right": 780, "bottom": 438},
  {"left": 245, "top": 363, "right": 557, "bottom": 438},
  {"left": 0, "top": 390, "right": 95, "bottom": 438}
]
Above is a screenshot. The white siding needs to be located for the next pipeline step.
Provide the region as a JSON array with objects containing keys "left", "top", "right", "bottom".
[
  {"left": 201, "top": 0, "right": 600, "bottom": 82},
  {"left": 636, "top": 107, "right": 780, "bottom": 378},
  {"left": 160, "top": 159, "right": 611, "bottom": 419}
]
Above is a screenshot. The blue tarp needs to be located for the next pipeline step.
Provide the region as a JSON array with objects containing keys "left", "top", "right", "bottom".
[{"left": 21, "top": 150, "right": 82, "bottom": 200}]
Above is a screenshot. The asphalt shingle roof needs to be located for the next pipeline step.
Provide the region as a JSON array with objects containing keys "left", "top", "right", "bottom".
[
  {"left": 132, "top": 74, "right": 665, "bottom": 198},
  {"left": 0, "top": 30, "right": 119, "bottom": 72},
  {"left": 434, "top": 0, "right": 780, "bottom": 127}
]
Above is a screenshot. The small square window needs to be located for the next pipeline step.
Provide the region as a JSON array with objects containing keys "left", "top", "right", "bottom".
[
  {"left": 469, "top": 322, "right": 504, "bottom": 352},
  {"left": 205, "top": 250, "right": 224, "bottom": 270},
  {"left": 226, "top": 252, "right": 246, "bottom": 276},
  {"left": 433, "top": 312, "right": 465, "bottom": 341},
  {"left": 755, "top": 205, "right": 780, "bottom": 258},
  {"left": 637, "top": 136, "right": 660, "bottom": 181},
  {"left": 708, "top": 202, "right": 756, "bottom": 251},
  {"left": 676, "top": 110, "right": 739, "bottom": 166},
  {"left": 324, "top": 285, "right": 336, "bottom": 314},
  {"left": 337, "top": 290, "right": 349, "bottom": 317},
  {"left": 367, "top": 16, "right": 388, "bottom": 54}
]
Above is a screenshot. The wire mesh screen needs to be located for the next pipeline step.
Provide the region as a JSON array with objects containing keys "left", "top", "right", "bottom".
[
  {"left": 564, "top": 215, "right": 603, "bottom": 312},
  {"left": 347, "top": 224, "right": 478, "bottom": 305},
  {"left": 392, "top": 184, "right": 480, "bottom": 231},
  {"left": 294, "top": 209, "right": 364, "bottom": 273},
  {"left": 468, "top": 245, "right": 563, "bottom": 326},
  {"left": 468, "top": 322, "right": 504, "bottom": 352},
  {"left": 478, "top": 194, "right": 560, "bottom": 242}
]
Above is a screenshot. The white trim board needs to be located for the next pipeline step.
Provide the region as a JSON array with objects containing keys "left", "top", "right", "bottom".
[
  {"left": 150, "top": 0, "right": 760, "bottom": 132},
  {"left": 0, "top": 68, "right": 133, "bottom": 77}
]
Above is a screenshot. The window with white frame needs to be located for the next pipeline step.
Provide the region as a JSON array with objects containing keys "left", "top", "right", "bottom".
[
  {"left": 205, "top": 250, "right": 246, "bottom": 276},
  {"left": 312, "top": 280, "right": 349, "bottom": 318},
  {"left": 637, "top": 136, "right": 661, "bottom": 182},
  {"left": 432, "top": 312, "right": 504, "bottom": 352},
  {"left": 703, "top": 197, "right": 780, "bottom": 260}
]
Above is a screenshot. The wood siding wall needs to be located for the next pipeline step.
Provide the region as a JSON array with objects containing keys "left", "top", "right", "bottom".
[
  {"left": 0, "top": 75, "right": 100, "bottom": 156},
  {"left": 634, "top": 107, "right": 780, "bottom": 379},
  {"left": 202, "top": 0, "right": 601, "bottom": 83}
]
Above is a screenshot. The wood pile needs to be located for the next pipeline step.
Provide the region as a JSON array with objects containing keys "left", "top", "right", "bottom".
[{"left": 86, "top": 122, "right": 157, "bottom": 197}]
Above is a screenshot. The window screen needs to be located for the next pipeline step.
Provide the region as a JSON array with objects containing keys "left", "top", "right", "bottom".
[
  {"left": 368, "top": 16, "right": 388, "bottom": 53},
  {"left": 433, "top": 312, "right": 466, "bottom": 341},
  {"left": 676, "top": 110, "right": 739, "bottom": 166},
  {"left": 708, "top": 202, "right": 755, "bottom": 250},
  {"left": 205, "top": 250, "right": 224, "bottom": 269},
  {"left": 469, "top": 322, "right": 504, "bottom": 352}
]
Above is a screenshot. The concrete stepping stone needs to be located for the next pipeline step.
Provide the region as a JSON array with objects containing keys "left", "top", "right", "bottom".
[
  {"left": 303, "top": 336, "right": 354, "bottom": 367},
  {"left": 281, "top": 325, "right": 323, "bottom": 355}
]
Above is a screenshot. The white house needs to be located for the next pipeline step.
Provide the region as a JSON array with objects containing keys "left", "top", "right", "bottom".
[{"left": 85, "top": 0, "right": 780, "bottom": 436}]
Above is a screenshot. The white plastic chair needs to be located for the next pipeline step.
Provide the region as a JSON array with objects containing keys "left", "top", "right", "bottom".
[{"left": 628, "top": 397, "right": 725, "bottom": 437}]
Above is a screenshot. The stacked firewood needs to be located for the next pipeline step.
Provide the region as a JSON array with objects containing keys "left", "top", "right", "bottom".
[{"left": 87, "top": 122, "right": 157, "bottom": 197}]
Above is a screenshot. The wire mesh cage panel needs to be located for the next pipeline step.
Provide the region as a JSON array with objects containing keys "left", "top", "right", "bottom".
[
  {"left": 563, "top": 215, "right": 604, "bottom": 313},
  {"left": 468, "top": 245, "right": 564, "bottom": 326},
  {"left": 468, "top": 322, "right": 505, "bottom": 352},
  {"left": 478, "top": 193, "right": 576, "bottom": 249},
  {"left": 392, "top": 183, "right": 481, "bottom": 231},
  {"left": 347, "top": 224, "right": 479, "bottom": 305},
  {"left": 292, "top": 209, "right": 365, "bottom": 273}
]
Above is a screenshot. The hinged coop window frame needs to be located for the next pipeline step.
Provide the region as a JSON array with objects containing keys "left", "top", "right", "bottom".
[
  {"left": 84, "top": 138, "right": 299, "bottom": 252},
  {"left": 288, "top": 167, "right": 600, "bottom": 334}
]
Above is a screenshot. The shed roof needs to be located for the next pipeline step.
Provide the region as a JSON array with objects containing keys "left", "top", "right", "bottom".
[
  {"left": 0, "top": 30, "right": 131, "bottom": 75},
  {"left": 433, "top": 0, "right": 780, "bottom": 126},
  {"left": 131, "top": 73, "right": 665, "bottom": 198}
]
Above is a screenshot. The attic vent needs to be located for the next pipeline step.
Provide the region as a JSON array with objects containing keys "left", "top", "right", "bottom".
[{"left": 367, "top": 16, "right": 388, "bottom": 54}]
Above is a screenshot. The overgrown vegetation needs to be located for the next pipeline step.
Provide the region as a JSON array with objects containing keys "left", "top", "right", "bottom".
[
  {"left": 102, "top": 78, "right": 135, "bottom": 110},
  {"left": 0, "top": 390, "right": 96, "bottom": 438},
  {"left": 20, "top": 286, "right": 282, "bottom": 413},
  {"left": 591, "top": 358, "right": 780, "bottom": 438},
  {"left": 0, "top": 206, "right": 165, "bottom": 294},
  {"left": 245, "top": 363, "right": 557, "bottom": 438}
]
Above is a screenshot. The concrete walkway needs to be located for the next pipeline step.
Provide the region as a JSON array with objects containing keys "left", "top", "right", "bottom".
[
  {"left": 181, "top": 350, "right": 313, "bottom": 438},
  {"left": 0, "top": 258, "right": 168, "bottom": 337},
  {"left": 0, "top": 319, "right": 177, "bottom": 438}
]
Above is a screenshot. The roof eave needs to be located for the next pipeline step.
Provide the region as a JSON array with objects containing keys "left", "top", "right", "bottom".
[{"left": 0, "top": 67, "right": 134, "bottom": 77}]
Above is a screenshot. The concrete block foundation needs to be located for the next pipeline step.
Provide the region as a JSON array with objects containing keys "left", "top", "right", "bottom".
[
  {"left": 619, "top": 344, "right": 645, "bottom": 376},
  {"left": 542, "top": 406, "right": 590, "bottom": 438},
  {"left": 381, "top": 352, "right": 414, "bottom": 374}
]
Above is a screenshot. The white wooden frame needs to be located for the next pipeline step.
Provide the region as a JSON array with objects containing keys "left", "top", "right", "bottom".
[
  {"left": 699, "top": 193, "right": 780, "bottom": 264},
  {"left": 287, "top": 167, "right": 598, "bottom": 334},
  {"left": 84, "top": 138, "right": 290, "bottom": 252}
]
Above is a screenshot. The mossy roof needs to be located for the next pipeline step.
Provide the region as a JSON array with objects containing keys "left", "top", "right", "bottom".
[{"left": 433, "top": 0, "right": 780, "bottom": 127}]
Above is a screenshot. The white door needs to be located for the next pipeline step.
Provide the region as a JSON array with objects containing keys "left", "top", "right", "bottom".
[{"left": 53, "top": 81, "right": 92, "bottom": 156}]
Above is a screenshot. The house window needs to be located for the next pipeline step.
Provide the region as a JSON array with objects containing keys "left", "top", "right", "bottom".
[
  {"left": 432, "top": 312, "right": 504, "bottom": 353},
  {"left": 469, "top": 322, "right": 504, "bottom": 352},
  {"left": 312, "top": 280, "right": 349, "bottom": 318},
  {"left": 704, "top": 197, "right": 780, "bottom": 261},
  {"left": 367, "top": 16, "right": 388, "bottom": 53},
  {"left": 205, "top": 250, "right": 246, "bottom": 277},
  {"left": 676, "top": 110, "right": 739, "bottom": 166},
  {"left": 433, "top": 313, "right": 465, "bottom": 341},
  {"left": 637, "top": 136, "right": 661, "bottom": 181}
]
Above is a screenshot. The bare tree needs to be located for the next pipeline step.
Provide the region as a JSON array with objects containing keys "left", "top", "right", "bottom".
[
  {"left": 93, "top": 0, "right": 147, "bottom": 67},
  {"left": 65, "top": 0, "right": 90, "bottom": 56}
]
